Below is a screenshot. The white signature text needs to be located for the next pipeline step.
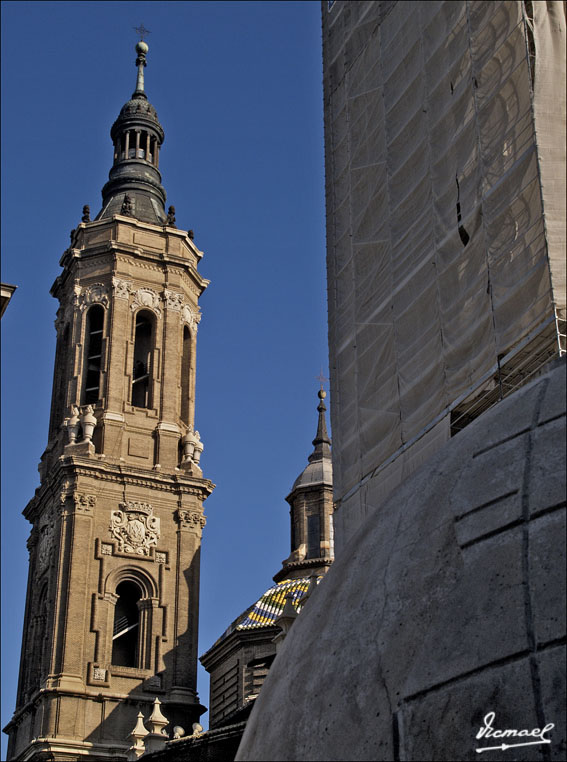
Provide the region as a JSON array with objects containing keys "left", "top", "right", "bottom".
[{"left": 476, "top": 711, "right": 554, "bottom": 741}]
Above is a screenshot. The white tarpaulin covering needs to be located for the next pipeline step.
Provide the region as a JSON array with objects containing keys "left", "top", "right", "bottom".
[{"left": 323, "top": 1, "right": 566, "bottom": 548}]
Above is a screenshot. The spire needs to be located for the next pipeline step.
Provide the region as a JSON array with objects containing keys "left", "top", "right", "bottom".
[
  {"left": 133, "top": 40, "right": 149, "bottom": 99},
  {"left": 96, "top": 38, "right": 168, "bottom": 226},
  {"left": 308, "top": 388, "right": 331, "bottom": 463}
]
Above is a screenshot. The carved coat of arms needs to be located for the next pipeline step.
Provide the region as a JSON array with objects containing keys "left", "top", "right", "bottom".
[{"left": 110, "top": 502, "right": 160, "bottom": 555}]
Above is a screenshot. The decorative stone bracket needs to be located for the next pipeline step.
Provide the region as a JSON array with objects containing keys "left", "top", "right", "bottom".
[{"left": 175, "top": 509, "right": 206, "bottom": 532}]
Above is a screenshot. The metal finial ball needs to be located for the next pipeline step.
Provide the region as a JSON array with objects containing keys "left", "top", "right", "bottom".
[
  {"left": 136, "top": 41, "right": 149, "bottom": 55},
  {"left": 318, "top": 389, "right": 327, "bottom": 399}
]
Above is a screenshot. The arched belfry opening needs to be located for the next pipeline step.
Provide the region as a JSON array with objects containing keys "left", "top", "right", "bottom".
[
  {"left": 112, "top": 581, "right": 142, "bottom": 668},
  {"left": 132, "top": 310, "right": 154, "bottom": 408},
  {"left": 181, "top": 325, "right": 192, "bottom": 425},
  {"left": 83, "top": 304, "right": 104, "bottom": 405}
]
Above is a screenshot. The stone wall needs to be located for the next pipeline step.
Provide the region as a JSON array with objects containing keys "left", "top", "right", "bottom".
[{"left": 236, "top": 360, "right": 566, "bottom": 761}]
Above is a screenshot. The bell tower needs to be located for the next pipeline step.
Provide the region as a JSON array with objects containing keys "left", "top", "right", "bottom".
[{"left": 5, "top": 40, "right": 213, "bottom": 761}]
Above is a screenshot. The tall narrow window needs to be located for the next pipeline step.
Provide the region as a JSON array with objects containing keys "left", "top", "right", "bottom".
[
  {"left": 128, "top": 130, "right": 137, "bottom": 159},
  {"left": 180, "top": 326, "right": 191, "bottom": 425},
  {"left": 83, "top": 306, "right": 104, "bottom": 405},
  {"left": 306, "top": 514, "right": 320, "bottom": 559},
  {"left": 49, "top": 323, "right": 69, "bottom": 436},
  {"left": 112, "top": 581, "right": 141, "bottom": 668},
  {"left": 132, "top": 310, "right": 153, "bottom": 408}
]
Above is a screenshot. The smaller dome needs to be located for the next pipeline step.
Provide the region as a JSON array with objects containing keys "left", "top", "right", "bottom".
[
  {"left": 118, "top": 97, "right": 159, "bottom": 121},
  {"left": 292, "top": 458, "right": 333, "bottom": 490}
]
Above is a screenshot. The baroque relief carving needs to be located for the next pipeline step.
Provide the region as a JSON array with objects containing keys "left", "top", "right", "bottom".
[
  {"left": 175, "top": 509, "right": 206, "bottom": 531},
  {"left": 181, "top": 304, "right": 201, "bottom": 333},
  {"left": 112, "top": 277, "right": 133, "bottom": 300},
  {"left": 92, "top": 667, "right": 107, "bottom": 681},
  {"left": 74, "top": 494, "right": 97, "bottom": 513},
  {"left": 78, "top": 283, "right": 109, "bottom": 312},
  {"left": 110, "top": 502, "right": 160, "bottom": 555},
  {"left": 54, "top": 309, "right": 66, "bottom": 335},
  {"left": 131, "top": 287, "right": 162, "bottom": 317},
  {"left": 163, "top": 289, "right": 184, "bottom": 311}
]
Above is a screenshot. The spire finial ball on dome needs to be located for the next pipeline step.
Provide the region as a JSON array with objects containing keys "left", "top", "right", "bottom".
[
  {"left": 136, "top": 40, "right": 149, "bottom": 55},
  {"left": 318, "top": 389, "right": 327, "bottom": 400}
]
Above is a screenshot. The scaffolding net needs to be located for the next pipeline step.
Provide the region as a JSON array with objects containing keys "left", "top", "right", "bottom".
[{"left": 323, "top": 0, "right": 566, "bottom": 515}]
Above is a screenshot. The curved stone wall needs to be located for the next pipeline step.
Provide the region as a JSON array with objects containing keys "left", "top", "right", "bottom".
[{"left": 237, "top": 361, "right": 566, "bottom": 761}]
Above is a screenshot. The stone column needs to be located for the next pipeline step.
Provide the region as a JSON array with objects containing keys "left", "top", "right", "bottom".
[
  {"left": 138, "top": 597, "right": 159, "bottom": 670},
  {"left": 169, "top": 503, "right": 205, "bottom": 705},
  {"left": 50, "top": 492, "right": 95, "bottom": 693}
]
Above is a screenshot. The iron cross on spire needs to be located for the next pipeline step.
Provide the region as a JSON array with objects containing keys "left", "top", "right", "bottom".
[
  {"left": 316, "top": 369, "right": 328, "bottom": 389},
  {"left": 134, "top": 23, "right": 151, "bottom": 40}
]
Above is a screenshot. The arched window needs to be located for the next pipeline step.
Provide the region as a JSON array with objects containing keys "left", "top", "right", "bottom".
[
  {"left": 306, "top": 513, "right": 320, "bottom": 559},
  {"left": 49, "top": 323, "right": 70, "bottom": 436},
  {"left": 83, "top": 305, "right": 104, "bottom": 405},
  {"left": 132, "top": 310, "right": 154, "bottom": 408},
  {"left": 23, "top": 584, "right": 49, "bottom": 700},
  {"left": 180, "top": 326, "right": 191, "bottom": 425},
  {"left": 112, "top": 581, "right": 141, "bottom": 668},
  {"left": 128, "top": 130, "right": 137, "bottom": 159}
]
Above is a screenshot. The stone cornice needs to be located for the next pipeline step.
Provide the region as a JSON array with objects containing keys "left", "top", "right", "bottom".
[
  {"left": 23, "top": 458, "right": 215, "bottom": 522},
  {"left": 272, "top": 558, "right": 333, "bottom": 583},
  {"left": 200, "top": 626, "right": 280, "bottom": 672},
  {"left": 54, "top": 244, "right": 208, "bottom": 298}
]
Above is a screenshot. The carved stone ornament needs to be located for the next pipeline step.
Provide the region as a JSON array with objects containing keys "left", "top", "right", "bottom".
[
  {"left": 181, "top": 304, "right": 201, "bottom": 333},
  {"left": 163, "top": 289, "right": 184, "bottom": 312},
  {"left": 101, "top": 543, "right": 113, "bottom": 556},
  {"left": 92, "top": 667, "right": 106, "bottom": 681},
  {"left": 36, "top": 521, "right": 55, "bottom": 575},
  {"left": 155, "top": 551, "right": 167, "bottom": 564},
  {"left": 54, "top": 309, "right": 66, "bottom": 335},
  {"left": 110, "top": 502, "right": 160, "bottom": 555},
  {"left": 112, "top": 277, "right": 133, "bottom": 300},
  {"left": 74, "top": 494, "right": 96, "bottom": 513},
  {"left": 72, "top": 281, "right": 82, "bottom": 307},
  {"left": 131, "top": 287, "right": 162, "bottom": 318},
  {"left": 175, "top": 509, "right": 206, "bottom": 531},
  {"left": 79, "top": 283, "right": 109, "bottom": 312}
]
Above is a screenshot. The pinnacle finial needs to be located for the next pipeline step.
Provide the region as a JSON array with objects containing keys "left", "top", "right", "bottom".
[
  {"left": 133, "top": 26, "right": 150, "bottom": 98},
  {"left": 309, "top": 379, "right": 331, "bottom": 461}
]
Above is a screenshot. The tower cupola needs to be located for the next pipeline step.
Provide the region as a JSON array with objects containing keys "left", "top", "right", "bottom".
[
  {"left": 97, "top": 39, "right": 168, "bottom": 225},
  {"left": 273, "top": 386, "right": 334, "bottom": 583}
]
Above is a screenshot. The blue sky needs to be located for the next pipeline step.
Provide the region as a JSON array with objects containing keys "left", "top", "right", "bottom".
[{"left": 1, "top": 0, "right": 327, "bottom": 749}]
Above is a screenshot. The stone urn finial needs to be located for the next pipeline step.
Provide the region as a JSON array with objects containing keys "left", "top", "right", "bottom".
[
  {"left": 126, "top": 711, "right": 148, "bottom": 760},
  {"left": 80, "top": 405, "right": 97, "bottom": 443},
  {"left": 192, "top": 431, "right": 203, "bottom": 465},
  {"left": 181, "top": 427, "right": 196, "bottom": 464},
  {"left": 67, "top": 405, "right": 80, "bottom": 444},
  {"left": 148, "top": 697, "right": 168, "bottom": 736}
]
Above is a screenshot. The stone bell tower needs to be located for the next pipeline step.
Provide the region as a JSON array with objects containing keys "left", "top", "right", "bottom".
[{"left": 5, "top": 40, "right": 213, "bottom": 761}]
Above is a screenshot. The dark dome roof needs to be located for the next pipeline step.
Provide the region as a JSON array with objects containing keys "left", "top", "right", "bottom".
[{"left": 118, "top": 96, "right": 159, "bottom": 122}]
